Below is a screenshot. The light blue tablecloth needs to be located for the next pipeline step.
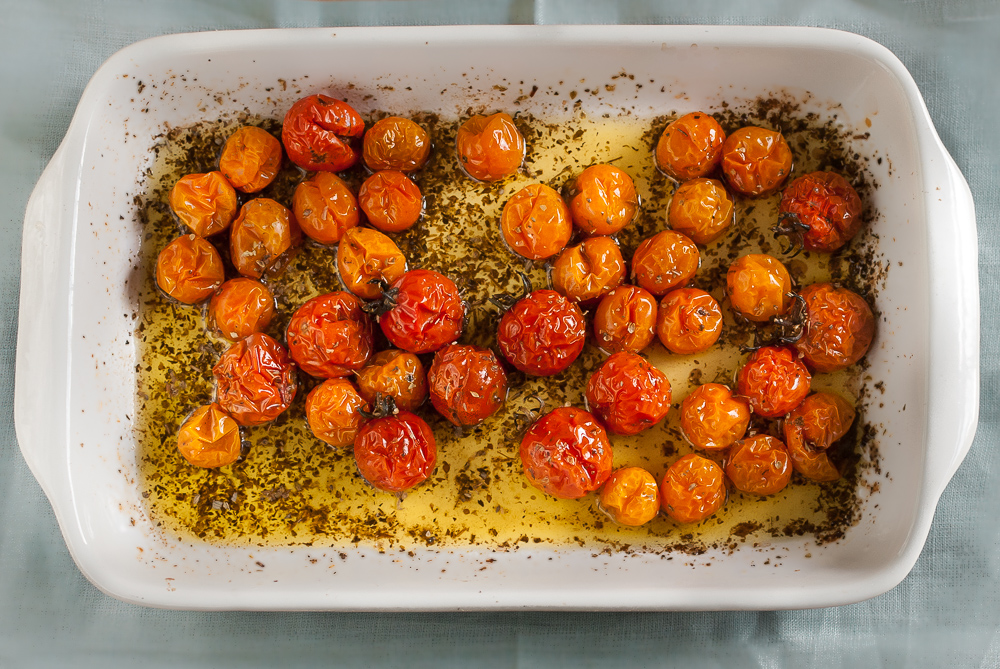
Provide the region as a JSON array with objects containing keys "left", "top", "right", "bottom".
[{"left": 1, "top": 1, "right": 997, "bottom": 666}]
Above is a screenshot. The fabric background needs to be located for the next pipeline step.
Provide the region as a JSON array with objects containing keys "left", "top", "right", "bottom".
[{"left": 1, "top": 0, "right": 997, "bottom": 666}]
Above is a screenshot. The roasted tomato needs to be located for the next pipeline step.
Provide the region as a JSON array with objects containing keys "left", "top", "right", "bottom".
[
  {"left": 725, "top": 435, "right": 792, "bottom": 496},
  {"left": 354, "top": 411, "right": 436, "bottom": 492},
  {"left": 336, "top": 226, "right": 407, "bottom": 300},
  {"left": 660, "top": 454, "right": 727, "bottom": 524},
  {"left": 726, "top": 253, "right": 792, "bottom": 323},
  {"left": 455, "top": 112, "right": 525, "bottom": 182},
  {"left": 680, "top": 383, "right": 751, "bottom": 452},
  {"left": 281, "top": 94, "right": 364, "bottom": 172},
  {"left": 656, "top": 288, "right": 723, "bottom": 355},
  {"left": 783, "top": 392, "right": 856, "bottom": 482},
  {"left": 735, "top": 346, "right": 811, "bottom": 418},
  {"left": 168, "top": 171, "right": 238, "bottom": 237},
  {"left": 598, "top": 467, "right": 660, "bottom": 527},
  {"left": 654, "top": 112, "right": 726, "bottom": 181},
  {"left": 209, "top": 278, "right": 275, "bottom": 341},
  {"left": 721, "top": 126, "right": 793, "bottom": 196},
  {"left": 356, "top": 349, "right": 428, "bottom": 412},
  {"left": 567, "top": 164, "right": 639, "bottom": 236},
  {"left": 156, "top": 234, "right": 225, "bottom": 304},
  {"left": 668, "top": 178, "right": 735, "bottom": 245},
  {"left": 358, "top": 170, "right": 423, "bottom": 233},
  {"left": 377, "top": 269, "right": 465, "bottom": 354},
  {"left": 292, "top": 171, "right": 360, "bottom": 244},
  {"left": 593, "top": 285, "right": 658, "bottom": 354},
  {"left": 176, "top": 403, "right": 242, "bottom": 468},
  {"left": 500, "top": 183, "right": 572, "bottom": 260},
  {"left": 229, "top": 198, "right": 296, "bottom": 279},
  {"left": 286, "top": 291, "right": 374, "bottom": 378},
  {"left": 631, "top": 230, "right": 700, "bottom": 296},
  {"left": 550, "top": 235, "right": 626, "bottom": 303},
  {"left": 427, "top": 344, "right": 507, "bottom": 427},
  {"left": 306, "top": 377, "right": 369, "bottom": 448},
  {"left": 362, "top": 116, "right": 431, "bottom": 173},
  {"left": 777, "top": 171, "right": 863, "bottom": 253},
  {"left": 213, "top": 333, "right": 297, "bottom": 427},
  {"left": 585, "top": 352, "right": 671, "bottom": 436},
  {"left": 519, "top": 407, "right": 613, "bottom": 499},
  {"left": 497, "top": 289, "right": 586, "bottom": 376},
  {"left": 218, "top": 126, "right": 282, "bottom": 193},
  {"left": 793, "top": 283, "right": 875, "bottom": 373}
]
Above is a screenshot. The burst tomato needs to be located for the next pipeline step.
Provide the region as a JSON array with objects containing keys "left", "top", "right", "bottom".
[
  {"left": 500, "top": 183, "right": 572, "bottom": 260},
  {"left": 356, "top": 349, "right": 428, "bottom": 412},
  {"left": 306, "top": 377, "right": 369, "bottom": 448},
  {"left": 156, "top": 234, "right": 225, "bottom": 304},
  {"left": 599, "top": 467, "right": 660, "bottom": 527},
  {"left": 336, "top": 226, "right": 407, "bottom": 300},
  {"left": 519, "top": 407, "right": 613, "bottom": 499},
  {"left": 497, "top": 289, "right": 586, "bottom": 376},
  {"left": 777, "top": 171, "right": 863, "bottom": 253},
  {"left": 793, "top": 283, "right": 875, "bottom": 373},
  {"left": 282, "top": 94, "right": 364, "bottom": 172},
  {"left": 668, "top": 177, "right": 735, "bottom": 245},
  {"left": 725, "top": 435, "right": 793, "bottom": 496},
  {"left": 660, "top": 454, "right": 727, "bottom": 524},
  {"left": 427, "top": 344, "right": 507, "bottom": 427},
  {"left": 655, "top": 112, "right": 726, "bottom": 181},
  {"left": 292, "top": 171, "right": 360, "bottom": 244},
  {"left": 168, "top": 171, "right": 238, "bottom": 237},
  {"left": 362, "top": 116, "right": 431, "bottom": 173},
  {"left": 550, "top": 235, "right": 626, "bottom": 303},
  {"left": 229, "top": 198, "right": 297, "bottom": 279},
  {"left": 736, "top": 346, "right": 811, "bottom": 418},
  {"left": 213, "top": 333, "right": 297, "bottom": 427},
  {"left": 286, "top": 291, "right": 373, "bottom": 378},
  {"left": 631, "top": 230, "right": 700, "bottom": 296},
  {"left": 680, "top": 383, "right": 751, "bottom": 452},
  {"left": 219, "top": 126, "right": 282, "bottom": 193},
  {"left": 358, "top": 170, "right": 423, "bottom": 233},
  {"left": 176, "top": 403, "right": 242, "bottom": 468},
  {"left": 726, "top": 253, "right": 792, "bottom": 323},
  {"left": 455, "top": 112, "right": 525, "bottom": 182},
  {"left": 721, "top": 126, "right": 793, "bottom": 196},
  {"left": 377, "top": 269, "right": 465, "bottom": 354},
  {"left": 656, "top": 287, "right": 723, "bottom": 355},
  {"left": 209, "top": 278, "right": 275, "bottom": 341},
  {"left": 567, "top": 164, "right": 639, "bottom": 236},
  {"left": 783, "top": 392, "right": 856, "bottom": 482},
  {"left": 592, "top": 285, "right": 658, "bottom": 354},
  {"left": 354, "top": 411, "right": 436, "bottom": 492},
  {"left": 585, "top": 352, "right": 671, "bottom": 436}
]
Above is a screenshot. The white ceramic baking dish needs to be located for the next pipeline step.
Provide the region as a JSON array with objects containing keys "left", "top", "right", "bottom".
[{"left": 15, "top": 25, "right": 978, "bottom": 610}]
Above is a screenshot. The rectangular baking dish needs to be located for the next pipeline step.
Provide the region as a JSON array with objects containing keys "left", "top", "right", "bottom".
[{"left": 15, "top": 25, "right": 979, "bottom": 610}]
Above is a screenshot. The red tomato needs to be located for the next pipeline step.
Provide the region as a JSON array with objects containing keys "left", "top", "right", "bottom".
[
  {"left": 550, "top": 235, "right": 626, "bottom": 303},
  {"left": 660, "top": 454, "right": 727, "bottom": 524},
  {"left": 567, "top": 164, "right": 639, "bottom": 236},
  {"left": 500, "top": 183, "right": 572, "bottom": 260},
  {"left": 229, "top": 198, "right": 296, "bottom": 279},
  {"left": 721, "top": 126, "right": 793, "bottom": 196},
  {"left": 777, "top": 171, "right": 863, "bottom": 253},
  {"left": 679, "top": 383, "right": 751, "bottom": 452},
  {"left": 286, "top": 291, "right": 374, "bottom": 378},
  {"left": 598, "top": 467, "right": 660, "bottom": 527},
  {"left": 219, "top": 126, "right": 282, "bottom": 193},
  {"left": 358, "top": 170, "right": 423, "bottom": 233},
  {"left": 725, "top": 435, "right": 792, "bottom": 496},
  {"left": 656, "top": 287, "right": 723, "bottom": 355},
  {"left": 377, "top": 269, "right": 465, "bottom": 354},
  {"left": 655, "top": 112, "right": 726, "bottom": 181},
  {"left": 735, "top": 346, "right": 811, "bottom": 418},
  {"left": 630, "top": 230, "right": 700, "bottom": 296},
  {"left": 519, "top": 407, "right": 613, "bottom": 499},
  {"left": 354, "top": 411, "right": 436, "bottom": 492},
  {"left": 292, "top": 171, "right": 360, "bottom": 245},
  {"left": 176, "top": 403, "right": 242, "bottom": 468},
  {"left": 668, "top": 178, "right": 735, "bottom": 245},
  {"left": 497, "top": 289, "right": 586, "bottom": 376},
  {"left": 336, "top": 226, "right": 407, "bottom": 300},
  {"left": 592, "top": 285, "right": 658, "bottom": 354},
  {"left": 306, "top": 378, "right": 369, "bottom": 448},
  {"left": 793, "top": 283, "right": 876, "bottom": 373},
  {"left": 209, "top": 278, "right": 275, "bottom": 341},
  {"left": 156, "top": 234, "right": 225, "bottom": 304},
  {"left": 783, "top": 392, "right": 855, "bottom": 482},
  {"left": 168, "top": 171, "right": 238, "bottom": 237},
  {"left": 356, "top": 349, "right": 428, "bottom": 412},
  {"left": 362, "top": 116, "right": 431, "bottom": 173},
  {"left": 282, "top": 94, "right": 364, "bottom": 172},
  {"left": 213, "top": 333, "right": 297, "bottom": 427},
  {"left": 726, "top": 253, "right": 792, "bottom": 323},
  {"left": 427, "top": 344, "right": 507, "bottom": 427},
  {"left": 585, "top": 352, "right": 671, "bottom": 436},
  {"left": 455, "top": 112, "right": 525, "bottom": 182}
]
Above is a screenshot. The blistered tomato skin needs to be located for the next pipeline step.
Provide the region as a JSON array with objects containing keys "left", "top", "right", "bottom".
[
  {"left": 286, "top": 292, "right": 374, "bottom": 378},
  {"left": 585, "top": 352, "right": 672, "bottom": 436},
  {"left": 794, "top": 283, "right": 876, "bottom": 373},
  {"left": 551, "top": 236, "right": 626, "bottom": 303},
  {"left": 680, "top": 383, "right": 751, "bottom": 452},
  {"left": 726, "top": 253, "right": 792, "bottom": 323},
  {"left": 362, "top": 116, "right": 431, "bottom": 173},
  {"left": 168, "top": 171, "right": 238, "bottom": 237},
  {"left": 455, "top": 112, "right": 525, "bottom": 182},
  {"left": 428, "top": 344, "right": 507, "bottom": 427},
  {"left": 354, "top": 411, "right": 436, "bottom": 493},
  {"left": 219, "top": 126, "right": 283, "bottom": 193},
  {"left": 292, "top": 171, "right": 360, "bottom": 245},
  {"left": 356, "top": 349, "right": 428, "bottom": 412},
  {"left": 736, "top": 346, "right": 811, "bottom": 418},
  {"left": 176, "top": 403, "right": 242, "bottom": 468},
  {"left": 213, "top": 333, "right": 298, "bottom": 427},
  {"left": 282, "top": 94, "right": 365, "bottom": 172},
  {"left": 497, "top": 289, "right": 587, "bottom": 376},
  {"left": 568, "top": 164, "right": 639, "bottom": 236},
  {"left": 783, "top": 392, "right": 856, "bottom": 482},
  {"left": 378, "top": 269, "right": 465, "bottom": 354},
  {"left": 520, "top": 407, "right": 613, "bottom": 499},
  {"left": 209, "top": 278, "right": 275, "bottom": 341},
  {"left": 631, "top": 230, "right": 700, "bottom": 296},
  {"left": 500, "top": 183, "right": 572, "bottom": 260},
  {"left": 358, "top": 170, "right": 423, "bottom": 233},
  {"left": 668, "top": 178, "right": 735, "bottom": 245},
  {"left": 660, "top": 454, "right": 727, "bottom": 524},
  {"left": 306, "top": 378, "right": 369, "bottom": 448},
  {"left": 229, "top": 198, "right": 296, "bottom": 279},
  {"left": 656, "top": 288, "right": 723, "bottom": 355},
  {"left": 593, "top": 285, "right": 658, "bottom": 354},
  {"left": 156, "top": 234, "right": 225, "bottom": 304},
  {"left": 655, "top": 112, "right": 726, "bottom": 181},
  {"left": 599, "top": 467, "right": 660, "bottom": 527},
  {"left": 721, "top": 126, "right": 793, "bottom": 196},
  {"left": 778, "top": 171, "right": 863, "bottom": 253},
  {"left": 337, "top": 226, "right": 407, "bottom": 300},
  {"left": 726, "top": 435, "right": 793, "bottom": 496}
]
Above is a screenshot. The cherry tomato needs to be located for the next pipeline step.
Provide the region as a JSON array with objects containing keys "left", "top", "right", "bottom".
[
  {"left": 229, "top": 198, "right": 296, "bottom": 279},
  {"left": 362, "top": 116, "right": 431, "bottom": 173},
  {"left": 680, "top": 383, "right": 751, "bottom": 452},
  {"left": 427, "top": 344, "right": 507, "bottom": 427},
  {"left": 585, "top": 352, "right": 671, "bottom": 436},
  {"left": 292, "top": 171, "right": 360, "bottom": 244},
  {"left": 550, "top": 235, "right": 626, "bottom": 303},
  {"left": 660, "top": 454, "right": 727, "bottom": 524},
  {"left": 778, "top": 171, "right": 863, "bottom": 253},
  {"left": 281, "top": 94, "right": 364, "bottom": 172},
  {"left": 630, "top": 230, "right": 700, "bottom": 296},
  {"left": 213, "top": 333, "right": 298, "bottom": 427},
  {"left": 726, "top": 253, "right": 792, "bottom": 323},
  {"left": 378, "top": 269, "right": 465, "bottom": 354},
  {"left": 176, "top": 403, "right": 242, "bottom": 468},
  {"left": 721, "top": 126, "right": 793, "bottom": 196},
  {"left": 209, "top": 278, "right": 275, "bottom": 341},
  {"left": 286, "top": 291, "right": 374, "bottom": 378},
  {"left": 218, "top": 126, "right": 282, "bottom": 193},
  {"left": 356, "top": 349, "right": 428, "bottom": 412},
  {"left": 567, "top": 164, "right": 639, "bottom": 236},
  {"left": 497, "top": 289, "right": 586, "bottom": 376},
  {"left": 336, "top": 226, "right": 407, "bottom": 300},
  {"left": 656, "top": 288, "right": 723, "bottom": 355},
  {"left": 592, "top": 285, "right": 658, "bottom": 354},
  {"left": 793, "top": 283, "right": 876, "bottom": 373},
  {"left": 783, "top": 392, "right": 855, "bottom": 482},
  {"left": 725, "top": 435, "right": 792, "bottom": 496},
  {"left": 519, "top": 407, "right": 613, "bottom": 499},
  {"left": 735, "top": 346, "right": 811, "bottom": 418},
  {"left": 354, "top": 411, "right": 436, "bottom": 492},
  {"left": 500, "top": 183, "right": 572, "bottom": 260},
  {"left": 358, "top": 170, "right": 423, "bottom": 233},
  {"left": 655, "top": 112, "right": 726, "bottom": 182},
  {"left": 156, "top": 234, "right": 225, "bottom": 304},
  {"left": 168, "top": 171, "right": 238, "bottom": 237},
  {"left": 598, "top": 467, "right": 660, "bottom": 527},
  {"left": 455, "top": 112, "right": 525, "bottom": 182},
  {"left": 668, "top": 177, "right": 735, "bottom": 245},
  {"left": 306, "top": 378, "right": 369, "bottom": 448}
]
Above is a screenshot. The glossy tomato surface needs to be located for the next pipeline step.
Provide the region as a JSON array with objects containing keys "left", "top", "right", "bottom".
[
  {"left": 455, "top": 112, "right": 525, "bottom": 182},
  {"left": 783, "top": 392, "right": 856, "bottom": 482},
  {"left": 500, "top": 183, "right": 572, "bottom": 260},
  {"left": 794, "top": 283, "right": 876, "bottom": 373},
  {"left": 306, "top": 378, "right": 369, "bottom": 448},
  {"left": 680, "top": 383, "right": 751, "bottom": 452},
  {"left": 282, "top": 94, "right": 364, "bottom": 172},
  {"left": 378, "top": 269, "right": 465, "bottom": 354},
  {"left": 229, "top": 198, "right": 296, "bottom": 279},
  {"left": 336, "top": 226, "right": 407, "bottom": 300},
  {"left": 354, "top": 411, "right": 436, "bottom": 492},
  {"left": 550, "top": 235, "right": 626, "bottom": 303},
  {"left": 176, "top": 403, "right": 242, "bottom": 468},
  {"left": 656, "top": 287, "right": 723, "bottom": 355},
  {"left": 592, "top": 285, "right": 658, "bottom": 354},
  {"left": 721, "top": 126, "right": 793, "bottom": 196},
  {"left": 209, "top": 278, "right": 275, "bottom": 341},
  {"left": 660, "top": 454, "right": 727, "bottom": 524},
  {"left": 598, "top": 467, "right": 660, "bottom": 527},
  {"left": 630, "top": 230, "right": 700, "bottom": 296},
  {"left": 292, "top": 171, "right": 360, "bottom": 244},
  {"left": 213, "top": 333, "right": 297, "bottom": 427},
  {"left": 168, "top": 171, "right": 238, "bottom": 237},
  {"left": 428, "top": 344, "right": 507, "bottom": 427},
  {"left": 778, "top": 171, "right": 863, "bottom": 253},
  {"left": 655, "top": 112, "right": 726, "bottom": 181},
  {"left": 735, "top": 346, "right": 811, "bottom": 418},
  {"left": 585, "top": 352, "right": 671, "bottom": 436},
  {"left": 497, "top": 289, "right": 586, "bottom": 376},
  {"left": 286, "top": 291, "right": 374, "bottom": 378},
  {"left": 726, "top": 253, "right": 792, "bottom": 323},
  {"left": 520, "top": 407, "right": 613, "bottom": 499},
  {"left": 219, "top": 126, "right": 282, "bottom": 193},
  {"left": 362, "top": 116, "right": 431, "bottom": 173},
  {"left": 668, "top": 177, "right": 735, "bottom": 245},
  {"left": 567, "top": 164, "right": 639, "bottom": 235},
  {"left": 358, "top": 170, "right": 423, "bottom": 233},
  {"left": 725, "top": 435, "right": 793, "bottom": 496},
  {"left": 156, "top": 234, "right": 225, "bottom": 304},
  {"left": 356, "top": 349, "right": 427, "bottom": 412}
]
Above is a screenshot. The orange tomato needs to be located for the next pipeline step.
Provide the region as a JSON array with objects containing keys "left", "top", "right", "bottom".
[
  {"left": 358, "top": 170, "right": 423, "bottom": 233},
  {"left": 793, "top": 283, "right": 876, "bottom": 373},
  {"left": 219, "top": 126, "right": 282, "bottom": 193},
  {"left": 336, "top": 226, "right": 407, "bottom": 300},
  {"left": 156, "top": 234, "right": 225, "bottom": 304},
  {"left": 286, "top": 291, "right": 374, "bottom": 378},
  {"left": 660, "top": 454, "right": 727, "bottom": 524},
  {"left": 455, "top": 112, "right": 525, "bottom": 182},
  {"left": 213, "top": 333, "right": 298, "bottom": 427},
  {"left": 783, "top": 392, "right": 855, "bottom": 482},
  {"left": 592, "top": 285, "right": 658, "bottom": 354},
  {"left": 550, "top": 235, "right": 626, "bottom": 303},
  {"left": 655, "top": 112, "right": 726, "bottom": 181},
  {"left": 630, "top": 230, "right": 700, "bottom": 296},
  {"left": 519, "top": 407, "right": 613, "bottom": 499},
  {"left": 229, "top": 198, "right": 296, "bottom": 279},
  {"left": 356, "top": 349, "right": 428, "bottom": 412},
  {"left": 306, "top": 378, "right": 369, "bottom": 448},
  {"left": 599, "top": 467, "right": 660, "bottom": 527},
  {"left": 585, "top": 352, "right": 671, "bottom": 436},
  {"left": 168, "top": 171, "right": 238, "bottom": 237},
  {"left": 176, "top": 403, "right": 242, "bottom": 468},
  {"left": 281, "top": 94, "right": 364, "bottom": 172},
  {"left": 721, "top": 126, "right": 793, "bottom": 196},
  {"left": 726, "top": 253, "right": 792, "bottom": 323},
  {"left": 567, "top": 164, "right": 639, "bottom": 235},
  {"left": 725, "top": 435, "right": 792, "bottom": 496},
  {"left": 656, "top": 287, "right": 723, "bottom": 355},
  {"left": 735, "top": 346, "right": 811, "bottom": 418},
  {"left": 362, "top": 116, "right": 431, "bottom": 173},
  {"left": 679, "top": 383, "right": 751, "bottom": 452},
  {"left": 668, "top": 178, "right": 735, "bottom": 244},
  {"left": 292, "top": 172, "right": 360, "bottom": 245},
  {"left": 500, "top": 183, "right": 572, "bottom": 260},
  {"left": 209, "top": 278, "right": 275, "bottom": 341},
  {"left": 427, "top": 344, "right": 507, "bottom": 427}
]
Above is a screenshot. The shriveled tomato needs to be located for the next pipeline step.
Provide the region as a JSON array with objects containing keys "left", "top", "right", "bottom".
[
  {"left": 362, "top": 116, "right": 431, "bottom": 173},
  {"left": 176, "top": 403, "right": 242, "bottom": 468},
  {"left": 630, "top": 230, "right": 700, "bottom": 296},
  {"left": 354, "top": 411, "right": 436, "bottom": 492},
  {"left": 336, "top": 226, "right": 407, "bottom": 300},
  {"left": 358, "top": 170, "right": 423, "bottom": 233},
  {"left": 286, "top": 291, "right": 373, "bottom": 378},
  {"left": 777, "top": 171, "right": 863, "bottom": 253},
  {"left": 793, "top": 283, "right": 875, "bottom": 373},
  {"left": 213, "top": 333, "right": 297, "bottom": 427},
  {"left": 356, "top": 349, "right": 427, "bottom": 412},
  {"left": 497, "top": 289, "right": 586, "bottom": 376},
  {"left": 168, "top": 171, "right": 238, "bottom": 237},
  {"left": 376, "top": 269, "right": 465, "bottom": 354},
  {"left": 292, "top": 171, "right": 360, "bottom": 244},
  {"left": 519, "top": 407, "right": 613, "bottom": 499},
  {"left": 219, "top": 126, "right": 282, "bottom": 193},
  {"left": 735, "top": 346, "right": 811, "bottom": 418},
  {"left": 306, "top": 378, "right": 369, "bottom": 448},
  {"left": 592, "top": 285, "right": 658, "bottom": 354},
  {"left": 783, "top": 392, "right": 855, "bottom": 482},
  {"left": 567, "top": 164, "right": 639, "bottom": 236},
  {"left": 726, "top": 253, "right": 792, "bottom": 323},
  {"left": 455, "top": 112, "right": 525, "bottom": 182},
  {"left": 427, "top": 344, "right": 507, "bottom": 427},
  {"left": 599, "top": 467, "right": 660, "bottom": 527},
  {"left": 660, "top": 454, "right": 727, "bottom": 524},
  {"left": 585, "top": 352, "right": 671, "bottom": 436},
  {"left": 209, "top": 278, "right": 275, "bottom": 341},
  {"left": 725, "top": 435, "right": 792, "bottom": 496},
  {"left": 550, "top": 235, "right": 626, "bottom": 303},
  {"left": 680, "top": 383, "right": 751, "bottom": 452},
  {"left": 500, "top": 183, "right": 572, "bottom": 260},
  {"left": 668, "top": 178, "right": 735, "bottom": 245},
  {"left": 721, "top": 126, "right": 793, "bottom": 196},
  {"left": 156, "top": 234, "right": 225, "bottom": 304},
  {"left": 655, "top": 112, "right": 726, "bottom": 182},
  {"left": 229, "top": 198, "right": 296, "bottom": 279},
  {"left": 656, "top": 288, "right": 723, "bottom": 355},
  {"left": 282, "top": 94, "right": 364, "bottom": 172}
]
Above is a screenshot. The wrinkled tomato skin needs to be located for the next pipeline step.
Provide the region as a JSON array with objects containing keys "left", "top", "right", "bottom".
[
  {"left": 306, "top": 378, "right": 369, "bottom": 448},
  {"left": 631, "top": 230, "right": 700, "bottom": 296},
  {"left": 726, "top": 253, "right": 792, "bottom": 323},
  {"left": 725, "top": 435, "right": 793, "bottom": 496},
  {"left": 680, "top": 383, "right": 751, "bottom": 452},
  {"left": 455, "top": 112, "right": 525, "bottom": 182},
  {"left": 354, "top": 411, "right": 436, "bottom": 492},
  {"left": 356, "top": 349, "right": 428, "bottom": 412},
  {"left": 229, "top": 198, "right": 296, "bottom": 279},
  {"left": 551, "top": 235, "right": 626, "bottom": 303},
  {"left": 519, "top": 407, "right": 613, "bottom": 499},
  {"left": 599, "top": 467, "right": 660, "bottom": 527},
  {"left": 585, "top": 352, "right": 672, "bottom": 436},
  {"left": 668, "top": 178, "right": 735, "bottom": 245},
  {"left": 176, "top": 403, "right": 242, "bottom": 468},
  {"left": 337, "top": 226, "right": 407, "bottom": 300},
  {"left": 779, "top": 171, "right": 863, "bottom": 253},
  {"left": 721, "top": 126, "right": 793, "bottom": 196},
  {"left": 362, "top": 116, "right": 431, "bottom": 173},
  {"left": 379, "top": 269, "right": 465, "bottom": 354},
  {"left": 156, "top": 234, "right": 225, "bottom": 304},
  {"left": 592, "top": 285, "right": 658, "bottom": 354},
  {"left": 168, "top": 171, "right": 238, "bottom": 237},
  {"left": 219, "top": 126, "right": 283, "bottom": 193},
  {"left": 358, "top": 170, "right": 423, "bottom": 233},
  {"left": 783, "top": 392, "right": 856, "bottom": 482},
  {"left": 428, "top": 344, "right": 508, "bottom": 427},
  {"left": 292, "top": 171, "right": 360, "bottom": 245},
  {"left": 794, "top": 283, "right": 876, "bottom": 373},
  {"left": 500, "top": 183, "right": 572, "bottom": 260},
  {"left": 213, "top": 333, "right": 298, "bottom": 427},
  {"left": 497, "top": 289, "right": 586, "bottom": 376},
  {"left": 660, "top": 454, "right": 727, "bottom": 524},
  {"left": 209, "top": 278, "right": 275, "bottom": 341},
  {"left": 656, "top": 288, "right": 723, "bottom": 355},
  {"left": 282, "top": 94, "right": 365, "bottom": 172},
  {"left": 655, "top": 112, "right": 726, "bottom": 182},
  {"left": 735, "top": 346, "right": 811, "bottom": 418},
  {"left": 286, "top": 291, "right": 374, "bottom": 378},
  {"left": 568, "top": 164, "right": 639, "bottom": 236}
]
